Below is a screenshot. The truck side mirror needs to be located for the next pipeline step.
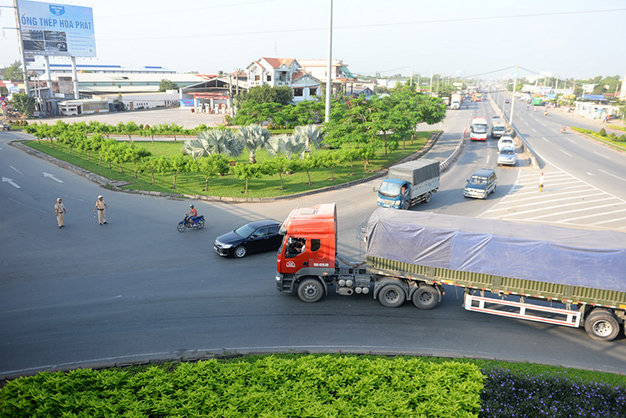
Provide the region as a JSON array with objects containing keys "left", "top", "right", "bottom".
[{"left": 373, "top": 187, "right": 378, "bottom": 192}]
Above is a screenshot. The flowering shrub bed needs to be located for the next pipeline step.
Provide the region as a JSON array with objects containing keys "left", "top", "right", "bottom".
[{"left": 480, "top": 367, "right": 626, "bottom": 417}]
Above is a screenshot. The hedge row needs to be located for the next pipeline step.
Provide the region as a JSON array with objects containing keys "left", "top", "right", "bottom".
[
  {"left": 1, "top": 355, "right": 624, "bottom": 417},
  {"left": 0, "top": 356, "right": 482, "bottom": 416}
]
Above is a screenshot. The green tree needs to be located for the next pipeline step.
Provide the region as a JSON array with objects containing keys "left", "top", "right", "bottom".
[
  {"left": 154, "top": 156, "right": 172, "bottom": 184},
  {"left": 141, "top": 158, "right": 160, "bottom": 185},
  {"left": 126, "top": 146, "right": 151, "bottom": 178},
  {"left": 10, "top": 93, "right": 36, "bottom": 117},
  {"left": 237, "top": 85, "right": 293, "bottom": 105},
  {"left": 159, "top": 79, "right": 179, "bottom": 92},
  {"left": 318, "top": 151, "right": 343, "bottom": 180},
  {"left": 197, "top": 154, "right": 230, "bottom": 191},
  {"left": 3, "top": 61, "right": 23, "bottom": 81},
  {"left": 233, "top": 162, "right": 262, "bottom": 194},
  {"left": 170, "top": 154, "right": 191, "bottom": 189}
]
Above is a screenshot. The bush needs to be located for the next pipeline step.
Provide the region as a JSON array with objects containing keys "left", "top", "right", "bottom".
[
  {"left": 0, "top": 356, "right": 484, "bottom": 416},
  {"left": 480, "top": 367, "right": 625, "bottom": 417},
  {"left": 599, "top": 128, "right": 607, "bottom": 136}
]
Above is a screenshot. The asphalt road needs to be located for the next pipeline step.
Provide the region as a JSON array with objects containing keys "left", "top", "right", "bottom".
[{"left": 1, "top": 105, "right": 625, "bottom": 378}]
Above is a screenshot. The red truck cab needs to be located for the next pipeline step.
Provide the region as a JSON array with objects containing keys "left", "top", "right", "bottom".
[
  {"left": 278, "top": 203, "right": 336, "bottom": 274},
  {"left": 276, "top": 204, "right": 339, "bottom": 298}
]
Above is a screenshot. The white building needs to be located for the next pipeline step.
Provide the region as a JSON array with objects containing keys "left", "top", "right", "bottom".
[{"left": 246, "top": 57, "right": 321, "bottom": 103}]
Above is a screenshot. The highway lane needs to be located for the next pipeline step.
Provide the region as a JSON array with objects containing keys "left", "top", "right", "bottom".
[
  {"left": 489, "top": 92, "right": 626, "bottom": 230},
  {"left": 2, "top": 111, "right": 626, "bottom": 378}
]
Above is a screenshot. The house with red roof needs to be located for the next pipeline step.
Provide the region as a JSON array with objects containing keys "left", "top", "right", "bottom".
[{"left": 246, "top": 57, "right": 321, "bottom": 103}]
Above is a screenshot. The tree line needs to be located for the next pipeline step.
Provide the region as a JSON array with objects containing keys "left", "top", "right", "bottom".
[{"left": 24, "top": 82, "right": 446, "bottom": 194}]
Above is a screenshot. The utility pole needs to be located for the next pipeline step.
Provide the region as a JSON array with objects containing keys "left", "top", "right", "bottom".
[
  {"left": 509, "top": 65, "right": 518, "bottom": 125},
  {"left": 13, "top": 0, "right": 30, "bottom": 95},
  {"left": 324, "top": 0, "right": 333, "bottom": 123}
]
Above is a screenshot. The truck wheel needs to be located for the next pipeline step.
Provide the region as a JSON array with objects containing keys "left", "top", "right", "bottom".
[
  {"left": 424, "top": 192, "right": 432, "bottom": 203},
  {"left": 378, "top": 284, "right": 405, "bottom": 308},
  {"left": 412, "top": 286, "right": 439, "bottom": 310},
  {"left": 401, "top": 200, "right": 410, "bottom": 210},
  {"left": 297, "top": 278, "right": 324, "bottom": 303},
  {"left": 584, "top": 310, "right": 620, "bottom": 341}
]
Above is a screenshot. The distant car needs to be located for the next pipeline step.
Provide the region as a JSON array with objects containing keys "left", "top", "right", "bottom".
[
  {"left": 214, "top": 220, "right": 282, "bottom": 258},
  {"left": 505, "top": 99, "right": 510, "bottom": 104},
  {"left": 463, "top": 169, "right": 497, "bottom": 199},
  {"left": 498, "top": 136, "right": 515, "bottom": 151},
  {"left": 497, "top": 147, "right": 517, "bottom": 166}
]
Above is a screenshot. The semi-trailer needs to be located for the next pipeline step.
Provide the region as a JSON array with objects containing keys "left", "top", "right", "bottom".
[{"left": 276, "top": 204, "right": 626, "bottom": 342}]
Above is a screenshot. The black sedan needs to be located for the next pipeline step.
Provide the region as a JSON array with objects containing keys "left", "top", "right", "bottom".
[{"left": 213, "top": 220, "right": 283, "bottom": 258}]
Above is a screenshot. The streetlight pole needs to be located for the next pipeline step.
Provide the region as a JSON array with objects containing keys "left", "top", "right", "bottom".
[
  {"left": 509, "top": 65, "right": 518, "bottom": 125},
  {"left": 324, "top": 0, "right": 333, "bottom": 123}
]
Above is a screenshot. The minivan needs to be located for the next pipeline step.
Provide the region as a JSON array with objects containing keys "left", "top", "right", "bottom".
[{"left": 463, "top": 169, "right": 497, "bottom": 199}]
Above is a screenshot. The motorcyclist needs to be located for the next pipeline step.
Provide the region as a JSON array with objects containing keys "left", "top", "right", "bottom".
[
  {"left": 560, "top": 126, "right": 567, "bottom": 134},
  {"left": 185, "top": 204, "right": 198, "bottom": 225}
]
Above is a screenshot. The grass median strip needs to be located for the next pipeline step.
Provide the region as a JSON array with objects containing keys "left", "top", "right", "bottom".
[{"left": 23, "top": 133, "right": 430, "bottom": 199}]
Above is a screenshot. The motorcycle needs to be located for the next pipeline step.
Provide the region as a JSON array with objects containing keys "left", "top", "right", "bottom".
[
  {"left": 177, "top": 215, "right": 205, "bottom": 232},
  {"left": 560, "top": 126, "right": 567, "bottom": 134}
]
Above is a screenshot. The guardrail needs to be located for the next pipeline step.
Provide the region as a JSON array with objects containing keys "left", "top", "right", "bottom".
[
  {"left": 489, "top": 95, "right": 544, "bottom": 169},
  {"left": 439, "top": 129, "right": 466, "bottom": 173}
]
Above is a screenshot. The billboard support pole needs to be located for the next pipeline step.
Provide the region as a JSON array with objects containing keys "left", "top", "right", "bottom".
[
  {"left": 70, "top": 56, "right": 79, "bottom": 99},
  {"left": 43, "top": 55, "right": 52, "bottom": 93},
  {"left": 13, "top": 0, "right": 30, "bottom": 96}
]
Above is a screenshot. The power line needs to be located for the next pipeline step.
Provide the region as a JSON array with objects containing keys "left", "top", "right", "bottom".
[
  {"left": 98, "top": 0, "right": 281, "bottom": 19},
  {"left": 98, "top": 8, "right": 626, "bottom": 42}
]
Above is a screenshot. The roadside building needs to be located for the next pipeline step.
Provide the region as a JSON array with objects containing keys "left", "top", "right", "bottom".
[{"left": 246, "top": 57, "right": 321, "bottom": 103}]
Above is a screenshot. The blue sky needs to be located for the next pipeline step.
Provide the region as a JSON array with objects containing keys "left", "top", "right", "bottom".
[{"left": 1, "top": 0, "right": 625, "bottom": 80}]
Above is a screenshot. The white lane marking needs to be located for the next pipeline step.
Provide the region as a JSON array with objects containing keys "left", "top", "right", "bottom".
[
  {"left": 43, "top": 172, "right": 63, "bottom": 183},
  {"left": 598, "top": 169, "right": 626, "bottom": 182},
  {"left": 483, "top": 194, "right": 618, "bottom": 213},
  {"left": 9, "top": 165, "right": 23, "bottom": 175},
  {"left": 593, "top": 151, "right": 609, "bottom": 159},
  {"left": 528, "top": 202, "right": 622, "bottom": 220},
  {"left": 491, "top": 197, "right": 619, "bottom": 217},
  {"left": 559, "top": 209, "right": 626, "bottom": 223},
  {"left": 560, "top": 149, "right": 572, "bottom": 157},
  {"left": 586, "top": 172, "right": 594, "bottom": 176},
  {"left": 591, "top": 216, "right": 626, "bottom": 226},
  {"left": 531, "top": 127, "right": 537, "bottom": 133},
  {"left": 2, "top": 177, "right": 20, "bottom": 188},
  {"left": 538, "top": 158, "right": 626, "bottom": 204}
]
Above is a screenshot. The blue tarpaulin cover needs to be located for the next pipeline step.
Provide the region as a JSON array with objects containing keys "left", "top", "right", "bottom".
[{"left": 366, "top": 208, "right": 626, "bottom": 293}]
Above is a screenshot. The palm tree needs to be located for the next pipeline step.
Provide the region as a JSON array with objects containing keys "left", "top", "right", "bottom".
[
  {"left": 293, "top": 124, "right": 324, "bottom": 157},
  {"left": 266, "top": 134, "right": 305, "bottom": 159},
  {"left": 237, "top": 124, "right": 270, "bottom": 163},
  {"left": 184, "top": 128, "right": 244, "bottom": 158}
]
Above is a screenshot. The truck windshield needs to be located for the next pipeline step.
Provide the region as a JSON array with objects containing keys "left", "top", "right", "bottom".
[
  {"left": 379, "top": 181, "right": 402, "bottom": 198},
  {"left": 493, "top": 126, "right": 505, "bottom": 132}
]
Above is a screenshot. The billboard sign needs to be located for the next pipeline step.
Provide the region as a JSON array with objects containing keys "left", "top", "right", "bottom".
[{"left": 18, "top": 1, "right": 96, "bottom": 57}]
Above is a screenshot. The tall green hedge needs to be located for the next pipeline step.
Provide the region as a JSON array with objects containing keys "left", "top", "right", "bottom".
[{"left": 0, "top": 355, "right": 484, "bottom": 416}]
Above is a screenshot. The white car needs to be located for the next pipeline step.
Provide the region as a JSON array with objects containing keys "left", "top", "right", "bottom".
[
  {"left": 498, "top": 136, "right": 515, "bottom": 151},
  {"left": 497, "top": 147, "right": 517, "bottom": 166}
]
